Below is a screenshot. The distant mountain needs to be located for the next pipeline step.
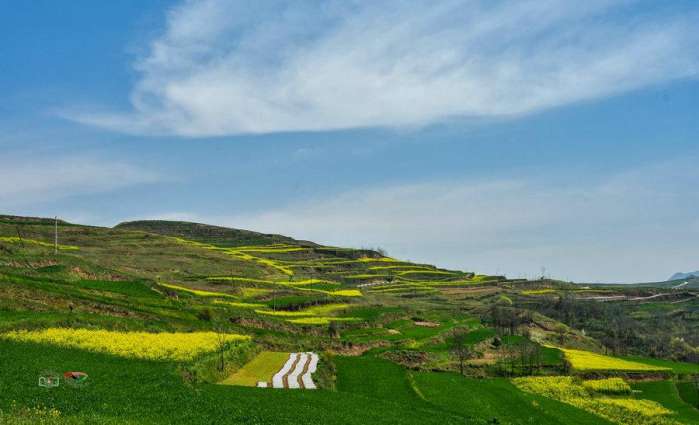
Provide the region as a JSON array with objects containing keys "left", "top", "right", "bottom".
[{"left": 669, "top": 271, "right": 699, "bottom": 281}]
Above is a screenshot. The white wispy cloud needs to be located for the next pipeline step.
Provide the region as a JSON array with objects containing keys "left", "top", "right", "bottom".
[
  {"left": 151, "top": 158, "right": 699, "bottom": 282},
  {"left": 0, "top": 155, "right": 161, "bottom": 207},
  {"left": 68, "top": 0, "right": 699, "bottom": 136}
]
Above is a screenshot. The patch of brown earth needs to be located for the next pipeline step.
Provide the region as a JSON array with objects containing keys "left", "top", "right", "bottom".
[
  {"left": 382, "top": 350, "right": 429, "bottom": 369},
  {"left": 414, "top": 321, "right": 440, "bottom": 328},
  {"left": 332, "top": 341, "right": 387, "bottom": 356}
]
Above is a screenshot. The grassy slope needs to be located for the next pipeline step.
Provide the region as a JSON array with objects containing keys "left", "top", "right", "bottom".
[
  {"left": 2, "top": 214, "right": 698, "bottom": 424},
  {"left": 334, "top": 356, "right": 429, "bottom": 407},
  {"left": 0, "top": 216, "right": 488, "bottom": 423},
  {"left": 676, "top": 382, "right": 699, "bottom": 409},
  {"left": 631, "top": 380, "right": 699, "bottom": 424},
  {"left": 413, "top": 373, "right": 613, "bottom": 425},
  {"left": 334, "top": 356, "right": 610, "bottom": 425}
]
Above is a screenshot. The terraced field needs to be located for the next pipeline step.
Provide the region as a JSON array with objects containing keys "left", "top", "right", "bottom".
[{"left": 1, "top": 215, "right": 698, "bottom": 424}]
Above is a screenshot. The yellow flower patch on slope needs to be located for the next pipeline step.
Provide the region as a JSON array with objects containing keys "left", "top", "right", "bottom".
[
  {"left": 159, "top": 282, "right": 236, "bottom": 298},
  {"left": 513, "top": 376, "right": 677, "bottom": 425},
  {"left": 255, "top": 303, "right": 351, "bottom": 317},
  {"left": 2, "top": 329, "right": 248, "bottom": 361},
  {"left": 560, "top": 348, "right": 670, "bottom": 371},
  {"left": 0, "top": 236, "right": 79, "bottom": 250}
]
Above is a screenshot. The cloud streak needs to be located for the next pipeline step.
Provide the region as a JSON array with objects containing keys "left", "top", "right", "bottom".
[
  {"left": 69, "top": 0, "right": 699, "bottom": 136},
  {"left": 0, "top": 155, "right": 161, "bottom": 207}
]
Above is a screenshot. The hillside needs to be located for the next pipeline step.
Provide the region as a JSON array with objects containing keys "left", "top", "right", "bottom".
[
  {"left": 671, "top": 271, "right": 699, "bottom": 281},
  {"left": 1, "top": 214, "right": 698, "bottom": 424}
]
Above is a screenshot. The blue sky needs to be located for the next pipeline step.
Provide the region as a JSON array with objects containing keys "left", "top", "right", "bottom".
[{"left": 1, "top": 0, "right": 698, "bottom": 282}]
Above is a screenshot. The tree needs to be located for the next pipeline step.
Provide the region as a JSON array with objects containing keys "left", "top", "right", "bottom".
[
  {"left": 328, "top": 321, "right": 340, "bottom": 339},
  {"left": 215, "top": 330, "right": 228, "bottom": 372},
  {"left": 515, "top": 340, "right": 542, "bottom": 375},
  {"left": 449, "top": 327, "right": 473, "bottom": 376}
]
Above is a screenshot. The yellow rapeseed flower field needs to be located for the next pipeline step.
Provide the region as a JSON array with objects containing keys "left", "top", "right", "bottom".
[
  {"left": 212, "top": 300, "right": 265, "bottom": 309},
  {"left": 286, "top": 317, "right": 361, "bottom": 325},
  {"left": 255, "top": 303, "right": 351, "bottom": 317},
  {"left": 559, "top": 348, "right": 670, "bottom": 371},
  {"left": 521, "top": 289, "right": 556, "bottom": 295},
  {"left": 160, "top": 282, "right": 236, "bottom": 298},
  {"left": 1, "top": 329, "right": 249, "bottom": 361},
  {"left": 328, "top": 289, "right": 362, "bottom": 297},
  {"left": 513, "top": 376, "right": 677, "bottom": 425},
  {"left": 582, "top": 378, "right": 631, "bottom": 394},
  {"left": 0, "top": 236, "right": 79, "bottom": 250}
]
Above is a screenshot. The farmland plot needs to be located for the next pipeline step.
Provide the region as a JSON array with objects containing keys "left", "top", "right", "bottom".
[
  {"left": 220, "top": 351, "right": 289, "bottom": 387},
  {"left": 222, "top": 351, "right": 319, "bottom": 389}
]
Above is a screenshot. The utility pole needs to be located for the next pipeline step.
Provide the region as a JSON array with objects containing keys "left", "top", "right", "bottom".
[{"left": 54, "top": 216, "right": 58, "bottom": 255}]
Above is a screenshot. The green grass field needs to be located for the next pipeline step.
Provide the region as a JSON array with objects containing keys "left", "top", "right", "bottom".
[
  {"left": 413, "top": 373, "right": 612, "bottom": 425},
  {"left": 676, "top": 381, "right": 699, "bottom": 409},
  {"left": 621, "top": 356, "right": 699, "bottom": 374},
  {"left": 334, "top": 355, "right": 429, "bottom": 407},
  {"left": 631, "top": 380, "right": 699, "bottom": 424},
  {"left": 220, "top": 351, "right": 289, "bottom": 386}
]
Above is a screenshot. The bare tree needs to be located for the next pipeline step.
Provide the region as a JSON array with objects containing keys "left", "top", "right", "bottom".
[
  {"left": 215, "top": 330, "right": 228, "bottom": 372},
  {"left": 449, "top": 327, "right": 473, "bottom": 376},
  {"left": 15, "top": 226, "right": 25, "bottom": 248}
]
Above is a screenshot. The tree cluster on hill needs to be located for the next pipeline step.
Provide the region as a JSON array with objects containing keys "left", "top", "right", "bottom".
[
  {"left": 519, "top": 293, "right": 699, "bottom": 363},
  {"left": 487, "top": 306, "right": 534, "bottom": 336}
]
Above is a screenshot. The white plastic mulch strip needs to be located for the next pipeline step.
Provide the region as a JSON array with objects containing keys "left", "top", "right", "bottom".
[
  {"left": 272, "top": 353, "right": 297, "bottom": 388},
  {"left": 301, "top": 352, "right": 319, "bottom": 389},
  {"left": 287, "top": 353, "right": 308, "bottom": 389}
]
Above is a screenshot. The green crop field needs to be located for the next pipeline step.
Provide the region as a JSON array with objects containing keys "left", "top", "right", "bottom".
[{"left": 335, "top": 356, "right": 430, "bottom": 407}]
